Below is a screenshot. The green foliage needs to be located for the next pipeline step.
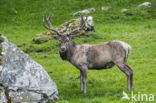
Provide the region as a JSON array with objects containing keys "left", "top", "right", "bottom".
[
  {"left": 0, "top": 36, "right": 4, "bottom": 43},
  {"left": 87, "top": 31, "right": 101, "bottom": 39},
  {"left": 0, "top": 0, "right": 156, "bottom": 103},
  {"left": 0, "top": 89, "right": 2, "bottom": 93}
]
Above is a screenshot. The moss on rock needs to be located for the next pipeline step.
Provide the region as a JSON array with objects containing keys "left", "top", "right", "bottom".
[
  {"left": 32, "top": 32, "right": 55, "bottom": 44},
  {"left": 0, "top": 88, "right": 2, "bottom": 93},
  {"left": 58, "top": 19, "right": 81, "bottom": 34},
  {"left": 33, "top": 16, "right": 94, "bottom": 44},
  {"left": 0, "top": 46, "right": 2, "bottom": 56},
  {"left": 0, "top": 35, "right": 4, "bottom": 43},
  {"left": 0, "top": 34, "right": 4, "bottom": 65}
]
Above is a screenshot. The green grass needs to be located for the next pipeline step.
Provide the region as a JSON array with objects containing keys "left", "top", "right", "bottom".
[{"left": 0, "top": 0, "right": 156, "bottom": 103}]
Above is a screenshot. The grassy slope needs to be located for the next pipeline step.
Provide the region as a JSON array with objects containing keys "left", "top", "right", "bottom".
[{"left": 0, "top": 0, "right": 156, "bottom": 103}]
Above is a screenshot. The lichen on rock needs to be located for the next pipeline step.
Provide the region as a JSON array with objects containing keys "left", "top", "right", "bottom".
[
  {"left": 72, "top": 8, "right": 96, "bottom": 16},
  {"left": 0, "top": 34, "right": 4, "bottom": 65},
  {"left": 0, "top": 35, "right": 58, "bottom": 103},
  {"left": 101, "top": 6, "right": 109, "bottom": 11},
  {"left": 0, "top": 37, "right": 4, "bottom": 43},
  {"left": 0, "top": 88, "right": 2, "bottom": 93},
  {"left": 32, "top": 32, "right": 54, "bottom": 44},
  {"left": 138, "top": 2, "right": 152, "bottom": 8}
]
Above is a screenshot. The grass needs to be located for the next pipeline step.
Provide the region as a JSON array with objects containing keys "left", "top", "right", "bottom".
[{"left": 0, "top": 0, "right": 156, "bottom": 103}]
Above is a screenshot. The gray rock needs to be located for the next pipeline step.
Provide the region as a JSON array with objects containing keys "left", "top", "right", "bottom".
[
  {"left": 138, "top": 2, "right": 151, "bottom": 8},
  {"left": 0, "top": 35, "right": 58, "bottom": 103},
  {"left": 72, "top": 8, "right": 95, "bottom": 16},
  {"left": 33, "top": 16, "right": 94, "bottom": 44},
  {"left": 58, "top": 16, "right": 94, "bottom": 34},
  {"left": 101, "top": 6, "right": 109, "bottom": 11},
  {"left": 121, "top": 8, "right": 128, "bottom": 12}
]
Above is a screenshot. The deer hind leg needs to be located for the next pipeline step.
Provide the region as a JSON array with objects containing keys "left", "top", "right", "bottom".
[
  {"left": 116, "top": 63, "right": 133, "bottom": 90},
  {"left": 125, "top": 64, "right": 133, "bottom": 89}
]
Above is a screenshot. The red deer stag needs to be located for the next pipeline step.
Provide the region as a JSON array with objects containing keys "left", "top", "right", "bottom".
[{"left": 43, "top": 13, "right": 133, "bottom": 94}]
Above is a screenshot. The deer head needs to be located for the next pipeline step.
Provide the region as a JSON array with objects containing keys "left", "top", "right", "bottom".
[{"left": 42, "top": 12, "right": 85, "bottom": 53}]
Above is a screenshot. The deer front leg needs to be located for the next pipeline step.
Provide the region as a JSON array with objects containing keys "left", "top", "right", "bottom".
[
  {"left": 81, "top": 66, "right": 88, "bottom": 94},
  {"left": 80, "top": 70, "right": 83, "bottom": 92}
]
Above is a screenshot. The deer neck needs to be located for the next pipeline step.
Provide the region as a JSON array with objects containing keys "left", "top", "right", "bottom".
[{"left": 67, "top": 41, "right": 76, "bottom": 60}]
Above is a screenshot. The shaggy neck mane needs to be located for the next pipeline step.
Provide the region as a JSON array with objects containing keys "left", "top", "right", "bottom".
[{"left": 59, "top": 41, "right": 76, "bottom": 60}]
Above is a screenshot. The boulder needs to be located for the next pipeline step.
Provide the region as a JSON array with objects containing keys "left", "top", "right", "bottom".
[
  {"left": 101, "top": 6, "right": 109, "bottom": 11},
  {"left": 121, "top": 8, "right": 128, "bottom": 12},
  {"left": 0, "top": 35, "right": 58, "bottom": 103},
  {"left": 72, "top": 8, "right": 95, "bottom": 16},
  {"left": 58, "top": 16, "right": 94, "bottom": 34},
  {"left": 32, "top": 32, "right": 53, "bottom": 44},
  {"left": 33, "top": 16, "right": 94, "bottom": 44},
  {"left": 138, "top": 2, "right": 151, "bottom": 8}
]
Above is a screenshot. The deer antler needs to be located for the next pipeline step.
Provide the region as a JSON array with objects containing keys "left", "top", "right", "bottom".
[
  {"left": 42, "top": 12, "right": 61, "bottom": 36},
  {"left": 67, "top": 15, "right": 85, "bottom": 35}
]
